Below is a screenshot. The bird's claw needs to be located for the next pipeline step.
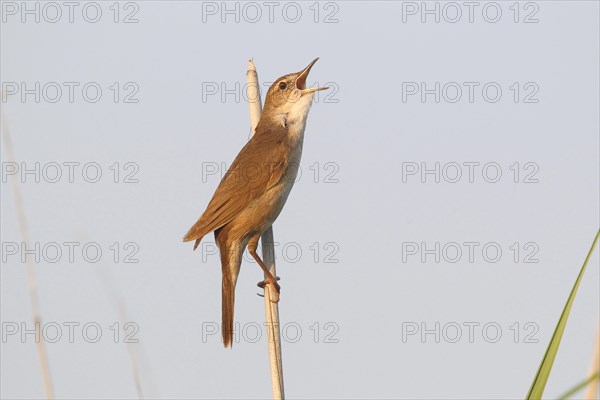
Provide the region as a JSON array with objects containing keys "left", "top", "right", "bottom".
[
  {"left": 257, "top": 276, "right": 280, "bottom": 291},
  {"left": 257, "top": 276, "right": 281, "bottom": 301}
]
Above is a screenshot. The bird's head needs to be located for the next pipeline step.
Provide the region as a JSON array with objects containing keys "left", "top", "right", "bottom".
[{"left": 260, "top": 58, "right": 328, "bottom": 130}]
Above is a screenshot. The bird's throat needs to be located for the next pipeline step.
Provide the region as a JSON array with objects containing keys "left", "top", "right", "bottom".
[{"left": 285, "top": 92, "right": 314, "bottom": 142}]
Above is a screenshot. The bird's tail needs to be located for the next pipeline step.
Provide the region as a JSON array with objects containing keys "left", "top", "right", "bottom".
[
  {"left": 220, "top": 239, "right": 243, "bottom": 348},
  {"left": 221, "top": 269, "right": 235, "bottom": 348}
]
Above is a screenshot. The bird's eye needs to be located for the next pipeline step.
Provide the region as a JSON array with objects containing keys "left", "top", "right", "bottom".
[{"left": 278, "top": 81, "right": 287, "bottom": 90}]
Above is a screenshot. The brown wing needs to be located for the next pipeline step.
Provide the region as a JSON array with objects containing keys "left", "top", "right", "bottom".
[{"left": 183, "top": 127, "right": 288, "bottom": 248}]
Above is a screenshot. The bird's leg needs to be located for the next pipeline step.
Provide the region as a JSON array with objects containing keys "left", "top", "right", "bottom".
[{"left": 248, "top": 235, "right": 281, "bottom": 293}]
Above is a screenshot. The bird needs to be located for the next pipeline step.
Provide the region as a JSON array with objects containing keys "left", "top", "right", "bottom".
[{"left": 183, "top": 58, "right": 328, "bottom": 347}]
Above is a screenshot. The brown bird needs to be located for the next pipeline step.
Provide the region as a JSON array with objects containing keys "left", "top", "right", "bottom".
[{"left": 183, "top": 58, "right": 328, "bottom": 347}]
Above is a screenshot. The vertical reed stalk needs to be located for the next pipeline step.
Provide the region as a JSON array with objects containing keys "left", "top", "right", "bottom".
[
  {"left": 246, "top": 60, "right": 285, "bottom": 399},
  {"left": 1, "top": 105, "right": 54, "bottom": 399}
]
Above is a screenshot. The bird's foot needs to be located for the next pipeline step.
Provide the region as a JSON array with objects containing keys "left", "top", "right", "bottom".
[
  {"left": 257, "top": 276, "right": 280, "bottom": 291},
  {"left": 257, "top": 276, "right": 281, "bottom": 302}
]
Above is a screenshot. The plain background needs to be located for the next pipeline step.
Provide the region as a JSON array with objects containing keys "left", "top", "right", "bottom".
[{"left": 1, "top": 1, "right": 599, "bottom": 398}]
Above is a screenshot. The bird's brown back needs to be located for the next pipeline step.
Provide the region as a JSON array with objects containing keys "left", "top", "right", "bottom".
[{"left": 183, "top": 124, "right": 292, "bottom": 245}]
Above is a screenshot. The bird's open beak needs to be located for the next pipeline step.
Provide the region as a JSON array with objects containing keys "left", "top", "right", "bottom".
[{"left": 295, "top": 58, "right": 329, "bottom": 94}]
